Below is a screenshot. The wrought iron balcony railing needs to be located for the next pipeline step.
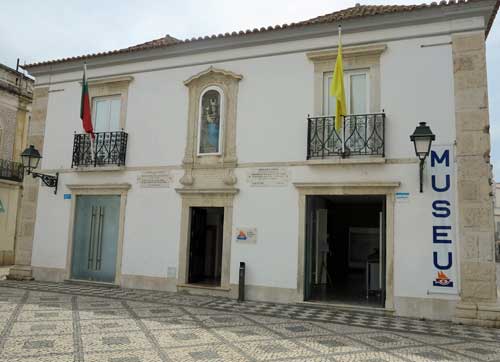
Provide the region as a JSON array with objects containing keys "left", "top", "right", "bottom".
[
  {"left": 72, "top": 131, "right": 128, "bottom": 168},
  {"left": 0, "top": 159, "right": 24, "bottom": 182},
  {"left": 307, "top": 113, "right": 385, "bottom": 159}
]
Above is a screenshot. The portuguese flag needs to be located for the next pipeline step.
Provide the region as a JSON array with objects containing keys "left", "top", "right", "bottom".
[{"left": 80, "top": 63, "right": 94, "bottom": 138}]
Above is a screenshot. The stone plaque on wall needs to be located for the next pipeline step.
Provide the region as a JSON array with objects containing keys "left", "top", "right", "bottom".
[
  {"left": 247, "top": 167, "right": 289, "bottom": 187},
  {"left": 137, "top": 171, "right": 172, "bottom": 188}
]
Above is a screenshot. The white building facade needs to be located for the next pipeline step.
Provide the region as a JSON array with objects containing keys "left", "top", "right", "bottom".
[{"left": 11, "top": 1, "right": 500, "bottom": 326}]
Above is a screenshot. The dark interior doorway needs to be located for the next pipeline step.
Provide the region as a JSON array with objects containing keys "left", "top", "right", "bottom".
[
  {"left": 305, "top": 195, "right": 386, "bottom": 307},
  {"left": 188, "top": 207, "right": 224, "bottom": 286}
]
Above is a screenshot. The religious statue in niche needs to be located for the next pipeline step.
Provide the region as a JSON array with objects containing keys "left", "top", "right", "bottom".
[{"left": 199, "top": 90, "right": 221, "bottom": 154}]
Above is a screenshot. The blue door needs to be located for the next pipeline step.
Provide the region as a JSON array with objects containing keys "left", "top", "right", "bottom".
[{"left": 71, "top": 195, "right": 120, "bottom": 283}]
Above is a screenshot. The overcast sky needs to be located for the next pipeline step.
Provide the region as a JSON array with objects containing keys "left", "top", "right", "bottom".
[{"left": 1, "top": 0, "right": 498, "bottom": 178}]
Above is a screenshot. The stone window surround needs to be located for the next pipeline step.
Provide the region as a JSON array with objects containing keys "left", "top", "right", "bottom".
[
  {"left": 294, "top": 182, "right": 399, "bottom": 310},
  {"left": 196, "top": 85, "right": 225, "bottom": 156},
  {"left": 63, "top": 183, "right": 131, "bottom": 285},
  {"left": 175, "top": 188, "right": 238, "bottom": 292},
  {"left": 306, "top": 44, "right": 386, "bottom": 116},
  {"left": 86, "top": 76, "right": 133, "bottom": 131}
]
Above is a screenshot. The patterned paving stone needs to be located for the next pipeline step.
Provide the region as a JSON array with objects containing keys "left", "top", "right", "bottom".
[
  {"left": 296, "top": 334, "right": 369, "bottom": 354},
  {"left": 80, "top": 331, "right": 153, "bottom": 353},
  {"left": 0, "top": 355, "right": 74, "bottom": 362},
  {"left": 392, "top": 345, "right": 476, "bottom": 361},
  {"left": 16, "top": 309, "right": 74, "bottom": 322},
  {"left": 194, "top": 313, "right": 256, "bottom": 328},
  {"left": 235, "top": 339, "right": 317, "bottom": 361},
  {"left": 0, "top": 281, "right": 499, "bottom": 362},
  {"left": 349, "top": 331, "right": 422, "bottom": 349},
  {"left": 154, "top": 327, "right": 221, "bottom": 347},
  {"left": 79, "top": 318, "right": 141, "bottom": 334},
  {"left": 131, "top": 305, "right": 185, "bottom": 318},
  {"left": 442, "top": 342, "right": 500, "bottom": 361},
  {"left": 164, "top": 343, "right": 248, "bottom": 361},
  {"left": 1, "top": 334, "right": 74, "bottom": 358},
  {"left": 84, "top": 350, "right": 164, "bottom": 362},
  {"left": 79, "top": 308, "right": 131, "bottom": 320},
  {"left": 334, "top": 351, "right": 408, "bottom": 361},
  {"left": 211, "top": 324, "right": 282, "bottom": 342},
  {"left": 9, "top": 320, "right": 73, "bottom": 336},
  {"left": 266, "top": 321, "right": 332, "bottom": 338},
  {"left": 140, "top": 315, "right": 199, "bottom": 330}
]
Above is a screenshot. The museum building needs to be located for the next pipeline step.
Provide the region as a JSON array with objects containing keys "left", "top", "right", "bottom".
[{"left": 9, "top": 0, "right": 500, "bottom": 326}]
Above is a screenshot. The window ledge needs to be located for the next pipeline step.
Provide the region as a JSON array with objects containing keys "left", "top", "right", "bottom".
[
  {"left": 73, "top": 165, "right": 126, "bottom": 172},
  {"left": 306, "top": 157, "right": 385, "bottom": 166}
]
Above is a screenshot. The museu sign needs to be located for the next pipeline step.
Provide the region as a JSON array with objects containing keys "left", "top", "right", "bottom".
[{"left": 430, "top": 145, "right": 458, "bottom": 293}]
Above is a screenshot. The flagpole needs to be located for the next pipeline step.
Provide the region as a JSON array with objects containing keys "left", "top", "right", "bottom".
[
  {"left": 83, "top": 62, "right": 95, "bottom": 164},
  {"left": 339, "top": 25, "right": 345, "bottom": 155}
]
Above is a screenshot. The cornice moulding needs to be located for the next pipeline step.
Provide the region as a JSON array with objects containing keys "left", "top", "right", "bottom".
[{"left": 306, "top": 44, "right": 387, "bottom": 62}]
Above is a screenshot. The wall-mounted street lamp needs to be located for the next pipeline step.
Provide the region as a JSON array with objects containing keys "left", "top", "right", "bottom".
[
  {"left": 20, "top": 145, "right": 59, "bottom": 194},
  {"left": 410, "top": 122, "right": 435, "bottom": 193}
]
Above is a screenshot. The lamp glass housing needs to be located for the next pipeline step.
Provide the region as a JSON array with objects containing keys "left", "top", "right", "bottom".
[
  {"left": 410, "top": 122, "right": 435, "bottom": 161},
  {"left": 20, "top": 145, "right": 42, "bottom": 172}
]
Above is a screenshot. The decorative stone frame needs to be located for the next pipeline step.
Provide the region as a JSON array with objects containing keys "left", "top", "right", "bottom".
[
  {"left": 175, "top": 188, "right": 238, "bottom": 293},
  {"left": 64, "top": 183, "right": 130, "bottom": 285},
  {"left": 180, "top": 67, "right": 242, "bottom": 187},
  {"left": 307, "top": 44, "right": 386, "bottom": 116},
  {"left": 294, "top": 182, "right": 399, "bottom": 310},
  {"left": 87, "top": 76, "right": 133, "bottom": 130}
]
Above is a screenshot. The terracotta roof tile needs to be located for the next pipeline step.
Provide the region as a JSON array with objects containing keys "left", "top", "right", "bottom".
[{"left": 23, "top": 0, "right": 499, "bottom": 69}]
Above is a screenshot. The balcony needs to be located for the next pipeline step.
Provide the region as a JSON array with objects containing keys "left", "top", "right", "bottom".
[
  {"left": 307, "top": 113, "right": 385, "bottom": 159},
  {"left": 72, "top": 131, "right": 128, "bottom": 168},
  {"left": 0, "top": 159, "right": 24, "bottom": 182}
]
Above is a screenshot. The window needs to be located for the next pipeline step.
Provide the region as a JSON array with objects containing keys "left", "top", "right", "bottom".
[
  {"left": 92, "top": 96, "right": 121, "bottom": 133},
  {"left": 198, "top": 88, "right": 223, "bottom": 155},
  {"left": 322, "top": 71, "right": 369, "bottom": 116}
]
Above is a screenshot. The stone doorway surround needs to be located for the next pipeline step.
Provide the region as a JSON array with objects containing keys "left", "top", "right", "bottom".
[
  {"left": 63, "top": 183, "right": 130, "bottom": 285},
  {"left": 294, "top": 182, "right": 399, "bottom": 311},
  {"left": 175, "top": 188, "right": 237, "bottom": 296}
]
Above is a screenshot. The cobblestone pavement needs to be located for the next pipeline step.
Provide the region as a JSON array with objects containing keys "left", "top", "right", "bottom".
[{"left": 0, "top": 281, "right": 499, "bottom": 361}]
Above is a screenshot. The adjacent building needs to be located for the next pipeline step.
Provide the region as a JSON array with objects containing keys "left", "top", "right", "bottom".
[
  {"left": 0, "top": 63, "right": 32, "bottom": 265},
  {"left": 494, "top": 183, "right": 500, "bottom": 260},
  {"left": 9, "top": 0, "right": 500, "bottom": 326}
]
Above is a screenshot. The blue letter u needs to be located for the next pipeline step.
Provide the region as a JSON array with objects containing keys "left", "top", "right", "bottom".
[
  {"left": 432, "top": 175, "right": 450, "bottom": 192},
  {"left": 433, "top": 251, "right": 452, "bottom": 270}
]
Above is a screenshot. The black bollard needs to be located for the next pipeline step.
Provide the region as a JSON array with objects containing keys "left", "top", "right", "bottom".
[{"left": 238, "top": 262, "right": 245, "bottom": 302}]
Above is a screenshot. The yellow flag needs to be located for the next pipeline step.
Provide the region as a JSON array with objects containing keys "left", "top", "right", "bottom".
[{"left": 330, "top": 27, "right": 347, "bottom": 131}]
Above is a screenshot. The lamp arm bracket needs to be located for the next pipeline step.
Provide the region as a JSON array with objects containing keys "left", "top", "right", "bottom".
[{"left": 31, "top": 172, "right": 59, "bottom": 194}]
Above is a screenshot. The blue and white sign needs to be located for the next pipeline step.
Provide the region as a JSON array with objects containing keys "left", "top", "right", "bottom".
[{"left": 429, "top": 144, "right": 458, "bottom": 293}]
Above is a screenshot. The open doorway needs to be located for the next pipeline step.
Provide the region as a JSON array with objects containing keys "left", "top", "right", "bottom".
[
  {"left": 305, "top": 195, "right": 386, "bottom": 307},
  {"left": 188, "top": 207, "right": 224, "bottom": 286}
]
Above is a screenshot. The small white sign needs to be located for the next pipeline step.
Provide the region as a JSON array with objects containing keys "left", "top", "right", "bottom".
[
  {"left": 137, "top": 171, "right": 172, "bottom": 188},
  {"left": 247, "top": 167, "right": 289, "bottom": 187},
  {"left": 235, "top": 227, "right": 257, "bottom": 243}
]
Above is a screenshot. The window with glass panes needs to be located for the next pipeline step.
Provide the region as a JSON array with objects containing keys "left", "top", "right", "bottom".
[
  {"left": 92, "top": 96, "right": 121, "bottom": 132},
  {"left": 322, "top": 70, "right": 369, "bottom": 116}
]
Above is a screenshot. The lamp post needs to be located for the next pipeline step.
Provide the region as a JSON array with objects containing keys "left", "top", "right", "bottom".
[
  {"left": 410, "top": 122, "right": 435, "bottom": 193},
  {"left": 20, "top": 145, "right": 59, "bottom": 194}
]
